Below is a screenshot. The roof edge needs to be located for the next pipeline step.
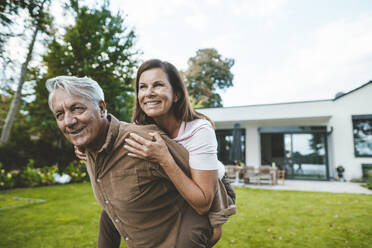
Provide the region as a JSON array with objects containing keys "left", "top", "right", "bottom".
[
  {"left": 197, "top": 80, "right": 372, "bottom": 110},
  {"left": 333, "top": 80, "right": 372, "bottom": 101}
]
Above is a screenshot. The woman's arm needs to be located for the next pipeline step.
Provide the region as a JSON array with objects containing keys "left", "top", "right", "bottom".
[{"left": 125, "top": 132, "right": 218, "bottom": 215}]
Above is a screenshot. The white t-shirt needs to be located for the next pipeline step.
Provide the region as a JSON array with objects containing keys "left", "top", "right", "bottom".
[{"left": 173, "top": 119, "right": 225, "bottom": 179}]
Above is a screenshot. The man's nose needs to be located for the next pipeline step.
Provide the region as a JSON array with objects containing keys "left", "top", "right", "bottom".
[{"left": 65, "top": 112, "right": 77, "bottom": 127}]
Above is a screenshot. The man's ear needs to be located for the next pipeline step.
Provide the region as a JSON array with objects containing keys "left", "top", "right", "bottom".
[{"left": 98, "top": 100, "right": 106, "bottom": 117}]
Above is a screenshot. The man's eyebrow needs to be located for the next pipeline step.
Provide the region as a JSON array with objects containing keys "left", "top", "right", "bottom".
[{"left": 70, "top": 102, "right": 85, "bottom": 107}]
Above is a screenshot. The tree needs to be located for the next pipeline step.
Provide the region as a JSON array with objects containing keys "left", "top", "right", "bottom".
[
  {"left": 36, "top": 0, "right": 139, "bottom": 120},
  {"left": 24, "top": 0, "right": 139, "bottom": 168},
  {"left": 0, "top": 0, "right": 52, "bottom": 145},
  {"left": 183, "top": 48, "right": 234, "bottom": 108},
  {"left": 0, "top": 0, "right": 31, "bottom": 57}
]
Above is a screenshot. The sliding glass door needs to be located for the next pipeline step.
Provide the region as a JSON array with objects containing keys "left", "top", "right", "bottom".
[
  {"left": 284, "top": 133, "right": 327, "bottom": 179},
  {"left": 260, "top": 126, "right": 329, "bottom": 180}
]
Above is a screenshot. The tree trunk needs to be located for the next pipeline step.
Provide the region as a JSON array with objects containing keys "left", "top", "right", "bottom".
[{"left": 0, "top": 26, "right": 39, "bottom": 145}]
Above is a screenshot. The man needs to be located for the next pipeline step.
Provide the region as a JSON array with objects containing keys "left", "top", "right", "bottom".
[{"left": 46, "top": 76, "right": 216, "bottom": 247}]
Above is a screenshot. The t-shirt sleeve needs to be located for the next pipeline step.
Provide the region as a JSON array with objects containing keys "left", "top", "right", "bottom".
[{"left": 188, "top": 125, "right": 220, "bottom": 171}]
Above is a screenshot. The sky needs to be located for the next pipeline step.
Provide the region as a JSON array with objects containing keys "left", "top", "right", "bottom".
[{"left": 109, "top": 0, "right": 372, "bottom": 107}]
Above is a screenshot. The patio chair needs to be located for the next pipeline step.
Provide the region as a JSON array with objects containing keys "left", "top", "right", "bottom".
[
  {"left": 258, "top": 166, "right": 276, "bottom": 185},
  {"left": 225, "top": 165, "right": 237, "bottom": 182},
  {"left": 242, "top": 166, "right": 260, "bottom": 184}
]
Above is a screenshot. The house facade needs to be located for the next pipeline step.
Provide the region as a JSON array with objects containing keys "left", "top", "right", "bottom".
[{"left": 198, "top": 82, "right": 372, "bottom": 181}]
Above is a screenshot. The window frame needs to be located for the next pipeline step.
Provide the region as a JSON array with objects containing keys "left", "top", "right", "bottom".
[
  {"left": 352, "top": 115, "right": 372, "bottom": 158},
  {"left": 215, "top": 128, "right": 246, "bottom": 165}
]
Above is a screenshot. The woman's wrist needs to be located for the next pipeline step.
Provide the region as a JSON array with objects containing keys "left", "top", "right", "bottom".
[{"left": 159, "top": 153, "right": 175, "bottom": 169}]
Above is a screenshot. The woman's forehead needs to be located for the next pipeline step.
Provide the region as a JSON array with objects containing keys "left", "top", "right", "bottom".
[{"left": 139, "top": 68, "right": 168, "bottom": 83}]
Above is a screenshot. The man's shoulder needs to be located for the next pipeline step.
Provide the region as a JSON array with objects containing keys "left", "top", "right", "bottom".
[{"left": 118, "top": 122, "right": 163, "bottom": 137}]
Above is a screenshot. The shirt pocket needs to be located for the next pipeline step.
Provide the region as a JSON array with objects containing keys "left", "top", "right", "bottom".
[
  {"left": 110, "top": 168, "right": 141, "bottom": 201},
  {"left": 136, "top": 167, "right": 156, "bottom": 194}
]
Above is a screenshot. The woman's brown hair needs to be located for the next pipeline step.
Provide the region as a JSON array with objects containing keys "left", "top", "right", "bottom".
[{"left": 131, "top": 59, "right": 214, "bottom": 127}]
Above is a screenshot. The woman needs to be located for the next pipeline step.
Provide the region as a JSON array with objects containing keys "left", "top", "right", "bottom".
[
  {"left": 124, "top": 59, "right": 235, "bottom": 246},
  {"left": 75, "top": 59, "right": 235, "bottom": 246}
]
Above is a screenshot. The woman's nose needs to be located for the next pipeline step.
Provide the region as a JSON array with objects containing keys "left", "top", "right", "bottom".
[{"left": 145, "top": 86, "right": 155, "bottom": 97}]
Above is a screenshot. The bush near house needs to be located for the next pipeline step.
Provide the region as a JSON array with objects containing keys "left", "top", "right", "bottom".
[
  {"left": 367, "top": 170, "right": 372, "bottom": 189},
  {"left": 0, "top": 163, "right": 17, "bottom": 189},
  {"left": 64, "top": 160, "right": 89, "bottom": 183},
  {"left": 0, "top": 159, "right": 88, "bottom": 190}
]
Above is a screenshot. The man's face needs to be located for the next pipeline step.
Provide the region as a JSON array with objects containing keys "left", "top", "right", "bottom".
[{"left": 51, "top": 88, "right": 106, "bottom": 149}]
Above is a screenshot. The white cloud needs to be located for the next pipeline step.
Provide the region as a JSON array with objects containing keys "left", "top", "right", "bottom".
[
  {"left": 228, "top": 0, "right": 288, "bottom": 17},
  {"left": 201, "top": 33, "right": 242, "bottom": 58},
  {"left": 223, "top": 15, "right": 372, "bottom": 106},
  {"left": 186, "top": 12, "right": 209, "bottom": 31}
]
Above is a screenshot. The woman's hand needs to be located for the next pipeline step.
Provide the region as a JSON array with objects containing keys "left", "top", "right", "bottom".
[
  {"left": 74, "top": 146, "right": 87, "bottom": 162},
  {"left": 124, "top": 132, "right": 171, "bottom": 165},
  {"left": 125, "top": 132, "right": 218, "bottom": 216}
]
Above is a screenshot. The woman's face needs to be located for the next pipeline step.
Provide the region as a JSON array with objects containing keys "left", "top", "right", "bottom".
[{"left": 138, "top": 68, "right": 178, "bottom": 123}]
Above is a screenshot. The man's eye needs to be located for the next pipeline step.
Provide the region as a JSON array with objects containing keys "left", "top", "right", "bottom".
[
  {"left": 139, "top": 85, "right": 147, "bottom": 89},
  {"left": 72, "top": 106, "right": 84, "bottom": 112},
  {"left": 55, "top": 113, "right": 63, "bottom": 120}
]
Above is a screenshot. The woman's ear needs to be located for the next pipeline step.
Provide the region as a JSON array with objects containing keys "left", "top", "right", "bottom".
[
  {"left": 98, "top": 100, "right": 107, "bottom": 117},
  {"left": 174, "top": 92, "right": 180, "bottom": 103}
]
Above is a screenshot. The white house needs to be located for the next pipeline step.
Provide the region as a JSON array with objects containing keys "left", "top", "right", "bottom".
[{"left": 198, "top": 81, "right": 372, "bottom": 181}]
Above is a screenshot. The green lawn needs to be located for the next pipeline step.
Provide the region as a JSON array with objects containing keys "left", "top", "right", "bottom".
[{"left": 0, "top": 183, "right": 371, "bottom": 248}]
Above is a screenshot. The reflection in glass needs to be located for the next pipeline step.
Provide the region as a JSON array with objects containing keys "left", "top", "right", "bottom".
[
  {"left": 216, "top": 129, "right": 246, "bottom": 165},
  {"left": 284, "top": 133, "right": 327, "bottom": 179},
  {"left": 353, "top": 118, "right": 372, "bottom": 157}
]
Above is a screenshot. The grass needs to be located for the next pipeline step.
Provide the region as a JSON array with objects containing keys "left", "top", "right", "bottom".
[{"left": 0, "top": 183, "right": 371, "bottom": 248}]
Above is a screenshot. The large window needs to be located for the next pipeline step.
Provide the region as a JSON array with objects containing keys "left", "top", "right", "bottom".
[
  {"left": 215, "top": 129, "right": 245, "bottom": 165},
  {"left": 259, "top": 126, "right": 329, "bottom": 180},
  {"left": 352, "top": 115, "right": 372, "bottom": 157}
]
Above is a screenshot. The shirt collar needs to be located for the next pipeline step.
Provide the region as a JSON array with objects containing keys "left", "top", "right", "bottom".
[{"left": 86, "top": 114, "right": 121, "bottom": 155}]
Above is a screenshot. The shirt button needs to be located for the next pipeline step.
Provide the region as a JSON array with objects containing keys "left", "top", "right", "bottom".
[
  {"left": 105, "top": 200, "right": 109, "bottom": 204},
  {"left": 96, "top": 178, "right": 101, "bottom": 183},
  {"left": 114, "top": 218, "right": 119, "bottom": 223}
]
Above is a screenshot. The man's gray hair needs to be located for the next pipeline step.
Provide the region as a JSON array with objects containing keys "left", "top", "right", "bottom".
[{"left": 46, "top": 76, "right": 105, "bottom": 111}]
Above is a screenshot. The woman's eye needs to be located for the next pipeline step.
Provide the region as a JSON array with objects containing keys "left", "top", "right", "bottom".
[{"left": 139, "top": 84, "right": 147, "bottom": 89}]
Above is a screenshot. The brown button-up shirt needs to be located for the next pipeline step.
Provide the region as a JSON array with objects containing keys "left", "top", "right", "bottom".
[{"left": 85, "top": 114, "right": 194, "bottom": 247}]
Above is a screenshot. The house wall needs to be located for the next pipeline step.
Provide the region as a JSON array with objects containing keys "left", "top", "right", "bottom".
[
  {"left": 328, "top": 83, "right": 372, "bottom": 180},
  {"left": 198, "top": 83, "right": 372, "bottom": 181}
]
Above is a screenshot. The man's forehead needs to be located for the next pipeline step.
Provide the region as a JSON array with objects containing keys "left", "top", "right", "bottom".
[{"left": 52, "top": 89, "right": 90, "bottom": 109}]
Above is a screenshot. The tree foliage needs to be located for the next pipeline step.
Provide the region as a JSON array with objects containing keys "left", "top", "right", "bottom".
[
  {"left": 23, "top": 0, "right": 139, "bottom": 169},
  {"left": 183, "top": 48, "right": 234, "bottom": 108},
  {"left": 40, "top": 0, "right": 139, "bottom": 120},
  {"left": 0, "top": 0, "right": 52, "bottom": 145},
  {"left": 0, "top": 1, "right": 139, "bottom": 170}
]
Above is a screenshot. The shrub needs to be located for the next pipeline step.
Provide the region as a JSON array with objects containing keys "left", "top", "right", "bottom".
[
  {"left": 20, "top": 159, "right": 42, "bottom": 187},
  {"left": 40, "top": 165, "right": 58, "bottom": 185},
  {"left": 64, "top": 160, "right": 88, "bottom": 183},
  {"left": 367, "top": 170, "right": 372, "bottom": 190},
  {"left": 0, "top": 162, "right": 16, "bottom": 190}
]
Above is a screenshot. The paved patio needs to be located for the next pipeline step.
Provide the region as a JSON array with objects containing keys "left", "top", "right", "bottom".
[{"left": 237, "top": 180, "right": 372, "bottom": 194}]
